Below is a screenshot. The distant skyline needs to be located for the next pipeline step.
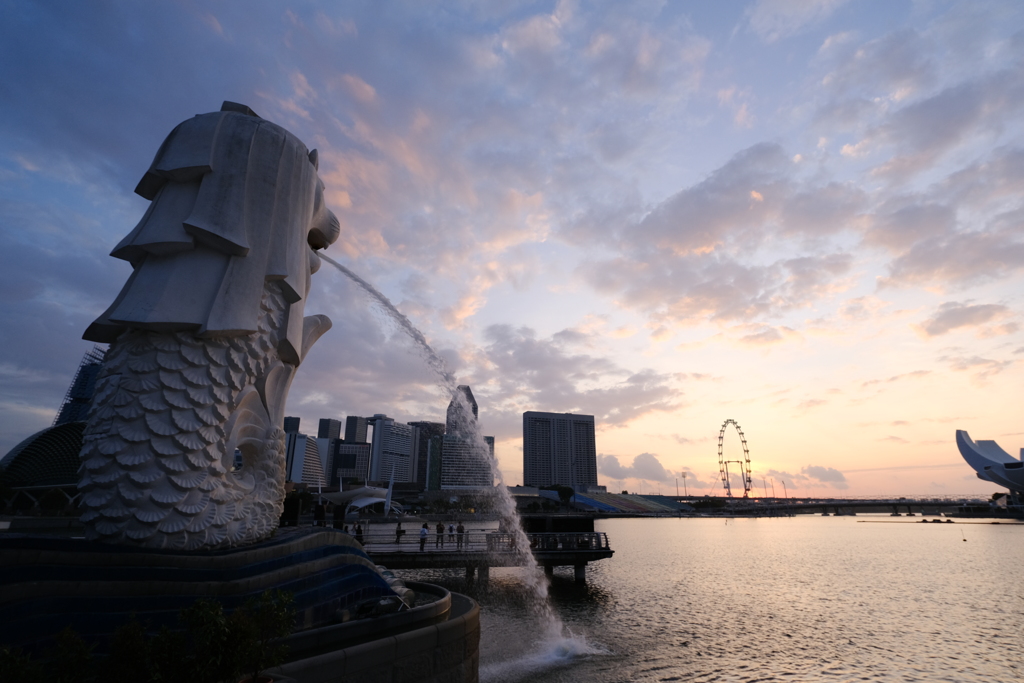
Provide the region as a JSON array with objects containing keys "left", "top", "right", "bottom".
[{"left": 1, "top": 1, "right": 1022, "bottom": 496}]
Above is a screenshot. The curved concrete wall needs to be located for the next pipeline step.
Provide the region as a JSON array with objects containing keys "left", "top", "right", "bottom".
[
  {"left": 274, "top": 591, "right": 480, "bottom": 683},
  {"left": 0, "top": 528, "right": 396, "bottom": 649}
]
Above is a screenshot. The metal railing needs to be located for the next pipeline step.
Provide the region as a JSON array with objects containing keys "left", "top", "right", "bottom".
[{"left": 353, "top": 531, "right": 611, "bottom": 553}]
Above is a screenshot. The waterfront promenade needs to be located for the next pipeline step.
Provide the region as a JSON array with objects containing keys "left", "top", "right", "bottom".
[
  {"left": 685, "top": 494, "right": 1007, "bottom": 517},
  {"left": 359, "top": 531, "right": 613, "bottom": 583}
]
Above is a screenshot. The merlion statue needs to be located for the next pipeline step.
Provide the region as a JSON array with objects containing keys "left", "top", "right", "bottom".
[{"left": 77, "top": 102, "right": 340, "bottom": 550}]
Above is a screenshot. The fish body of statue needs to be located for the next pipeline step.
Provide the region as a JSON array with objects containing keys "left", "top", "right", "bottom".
[{"left": 77, "top": 102, "right": 339, "bottom": 550}]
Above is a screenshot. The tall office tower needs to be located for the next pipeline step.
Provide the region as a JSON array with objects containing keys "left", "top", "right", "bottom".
[
  {"left": 283, "top": 417, "right": 301, "bottom": 434},
  {"left": 438, "top": 435, "right": 494, "bottom": 489},
  {"left": 429, "top": 386, "right": 494, "bottom": 490},
  {"left": 284, "top": 432, "right": 326, "bottom": 487},
  {"left": 367, "top": 414, "right": 416, "bottom": 483},
  {"left": 522, "top": 411, "right": 598, "bottom": 489},
  {"left": 318, "top": 418, "right": 342, "bottom": 440},
  {"left": 344, "top": 415, "right": 368, "bottom": 443},
  {"left": 426, "top": 434, "right": 444, "bottom": 491},
  {"left": 407, "top": 421, "right": 445, "bottom": 485},
  {"left": 446, "top": 385, "right": 478, "bottom": 437},
  {"left": 329, "top": 441, "right": 372, "bottom": 487},
  {"left": 53, "top": 346, "right": 106, "bottom": 426}
]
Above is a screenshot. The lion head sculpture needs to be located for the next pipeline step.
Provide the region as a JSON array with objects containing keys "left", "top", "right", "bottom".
[{"left": 77, "top": 102, "right": 340, "bottom": 549}]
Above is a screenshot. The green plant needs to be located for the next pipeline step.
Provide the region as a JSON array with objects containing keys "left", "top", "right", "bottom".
[
  {"left": 179, "top": 599, "right": 242, "bottom": 683},
  {"left": 0, "top": 644, "right": 44, "bottom": 683},
  {"left": 540, "top": 484, "right": 575, "bottom": 504},
  {"left": 0, "top": 629, "right": 98, "bottom": 683},
  {"left": 231, "top": 590, "right": 295, "bottom": 682},
  {"left": 50, "top": 627, "right": 97, "bottom": 683},
  {"left": 1, "top": 594, "right": 295, "bottom": 683},
  {"left": 103, "top": 616, "right": 161, "bottom": 683}
]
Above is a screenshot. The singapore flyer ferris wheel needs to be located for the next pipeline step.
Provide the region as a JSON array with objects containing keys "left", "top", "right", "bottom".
[{"left": 718, "top": 419, "right": 753, "bottom": 497}]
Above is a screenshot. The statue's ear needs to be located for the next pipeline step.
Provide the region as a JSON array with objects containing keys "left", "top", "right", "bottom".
[{"left": 308, "top": 148, "right": 319, "bottom": 170}]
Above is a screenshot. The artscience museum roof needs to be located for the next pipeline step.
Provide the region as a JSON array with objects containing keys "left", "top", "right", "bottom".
[{"left": 956, "top": 430, "right": 1024, "bottom": 493}]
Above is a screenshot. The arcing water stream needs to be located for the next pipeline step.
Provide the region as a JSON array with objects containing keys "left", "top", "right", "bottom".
[{"left": 320, "top": 254, "right": 595, "bottom": 661}]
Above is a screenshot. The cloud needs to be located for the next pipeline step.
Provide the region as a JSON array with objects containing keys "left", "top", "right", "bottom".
[
  {"left": 919, "top": 301, "right": 1012, "bottom": 336},
  {"left": 867, "top": 74, "right": 1024, "bottom": 180},
  {"left": 881, "top": 230, "right": 1024, "bottom": 288},
  {"left": 940, "top": 354, "right": 1014, "bottom": 379},
  {"left": 864, "top": 197, "right": 955, "bottom": 251},
  {"left": 338, "top": 73, "right": 377, "bottom": 104},
  {"left": 598, "top": 452, "right": 673, "bottom": 483},
  {"left": 745, "top": 0, "right": 851, "bottom": 43},
  {"left": 1, "top": 1, "right": 1023, "bottom": 490},
  {"left": 817, "top": 27, "right": 935, "bottom": 107},
  {"left": 473, "top": 324, "right": 682, "bottom": 437},
  {"left": 765, "top": 469, "right": 809, "bottom": 485},
  {"left": 801, "top": 465, "right": 849, "bottom": 489},
  {"left": 575, "top": 146, "right": 860, "bottom": 326},
  {"left": 797, "top": 398, "right": 827, "bottom": 410},
  {"left": 738, "top": 325, "right": 787, "bottom": 346},
  {"left": 861, "top": 370, "right": 930, "bottom": 388}
]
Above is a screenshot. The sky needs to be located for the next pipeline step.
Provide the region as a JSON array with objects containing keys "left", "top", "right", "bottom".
[{"left": 1, "top": 0, "right": 1022, "bottom": 497}]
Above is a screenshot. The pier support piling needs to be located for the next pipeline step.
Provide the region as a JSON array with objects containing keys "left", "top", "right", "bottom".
[
  {"left": 478, "top": 565, "right": 489, "bottom": 586},
  {"left": 574, "top": 564, "right": 586, "bottom": 584},
  {"left": 465, "top": 566, "right": 475, "bottom": 582},
  {"left": 544, "top": 565, "right": 553, "bottom": 576}
]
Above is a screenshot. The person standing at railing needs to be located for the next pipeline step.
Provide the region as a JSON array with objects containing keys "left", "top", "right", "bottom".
[
  {"left": 395, "top": 522, "right": 405, "bottom": 545},
  {"left": 420, "top": 522, "right": 428, "bottom": 551},
  {"left": 354, "top": 522, "right": 364, "bottom": 546},
  {"left": 456, "top": 521, "right": 465, "bottom": 549},
  {"left": 436, "top": 521, "right": 445, "bottom": 548},
  {"left": 448, "top": 522, "right": 455, "bottom": 543}
]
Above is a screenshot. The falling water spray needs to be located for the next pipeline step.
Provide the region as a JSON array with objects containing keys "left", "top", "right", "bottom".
[{"left": 320, "top": 254, "right": 567, "bottom": 641}]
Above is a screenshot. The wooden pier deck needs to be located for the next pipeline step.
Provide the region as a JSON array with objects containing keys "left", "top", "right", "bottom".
[{"left": 360, "top": 531, "right": 613, "bottom": 583}]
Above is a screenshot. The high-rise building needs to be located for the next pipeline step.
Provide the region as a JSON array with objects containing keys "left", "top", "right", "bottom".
[
  {"left": 368, "top": 414, "right": 416, "bottom": 483},
  {"left": 318, "top": 418, "right": 342, "bottom": 440},
  {"left": 329, "top": 441, "right": 372, "bottom": 487},
  {"left": 446, "top": 386, "right": 478, "bottom": 438},
  {"left": 426, "top": 434, "right": 444, "bottom": 491},
  {"left": 522, "top": 412, "right": 597, "bottom": 489},
  {"left": 53, "top": 346, "right": 106, "bottom": 426},
  {"left": 344, "top": 415, "right": 368, "bottom": 443},
  {"left": 438, "top": 435, "right": 494, "bottom": 490},
  {"left": 421, "top": 386, "right": 495, "bottom": 490},
  {"left": 285, "top": 432, "right": 326, "bottom": 487},
  {"left": 407, "top": 421, "right": 445, "bottom": 485},
  {"left": 283, "top": 416, "right": 301, "bottom": 434}
]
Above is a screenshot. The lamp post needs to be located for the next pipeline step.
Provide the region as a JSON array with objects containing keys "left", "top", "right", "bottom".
[{"left": 682, "top": 471, "right": 688, "bottom": 497}]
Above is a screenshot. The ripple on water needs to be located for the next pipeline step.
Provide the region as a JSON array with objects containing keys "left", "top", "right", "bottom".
[{"left": 402, "top": 517, "right": 1024, "bottom": 683}]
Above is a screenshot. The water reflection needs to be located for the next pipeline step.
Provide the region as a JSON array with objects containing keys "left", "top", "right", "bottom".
[{"left": 400, "top": 516, "right": 1024, "bottom": 682}]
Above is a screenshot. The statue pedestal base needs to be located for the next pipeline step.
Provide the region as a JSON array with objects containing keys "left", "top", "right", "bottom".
[{"left": 0, "top": 527, "right": 393, "bottom": 651}]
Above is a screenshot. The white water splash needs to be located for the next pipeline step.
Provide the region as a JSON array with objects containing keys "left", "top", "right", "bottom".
[
  {"left": 321, "top": 254, "right": 576, "bottom": 644},
  {"left": 480, "top": 631, "right": 608, "bottom": 683}
]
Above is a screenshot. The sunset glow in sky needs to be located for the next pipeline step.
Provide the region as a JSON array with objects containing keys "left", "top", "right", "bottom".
[{"left": 1, "top": 1, "right": 1022, "bottom": 496}]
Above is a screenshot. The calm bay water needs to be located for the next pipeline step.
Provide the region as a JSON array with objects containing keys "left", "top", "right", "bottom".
[{"left": 401, "top": 516, "right": 1024, "bottom": 683}]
